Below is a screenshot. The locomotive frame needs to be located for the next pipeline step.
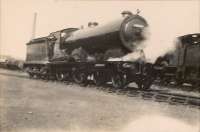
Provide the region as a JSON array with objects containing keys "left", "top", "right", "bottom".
[{"left": 24, "top": 60, "right": 154, "bottom": 89}]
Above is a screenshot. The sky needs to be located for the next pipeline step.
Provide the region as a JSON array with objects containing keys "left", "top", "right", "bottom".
[{"left": 0, "top": 0, "right": 200, "bottom": 60}]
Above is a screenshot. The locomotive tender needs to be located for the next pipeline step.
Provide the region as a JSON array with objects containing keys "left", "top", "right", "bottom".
[{"left": 24, "top": 11, "right": 153, "bottom": 89}]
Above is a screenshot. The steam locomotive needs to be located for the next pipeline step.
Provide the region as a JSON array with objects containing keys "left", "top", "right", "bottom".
[
  {"left": 23, "top": 11, "right": 154, "bottom": 89},
  {"left": 155, "top": 33, "right": 200, "bottom": 88}
]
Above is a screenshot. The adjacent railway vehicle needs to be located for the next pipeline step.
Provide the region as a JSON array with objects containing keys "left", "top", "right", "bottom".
[
  {"left": 155, "top": 33, "right": 200, "bottom": 87},
  {"left": 0, "top": 58, "right": 22, "bottom": 70},
  {"left": 23, "top": 11, "right": 154, "bottom": 89}
]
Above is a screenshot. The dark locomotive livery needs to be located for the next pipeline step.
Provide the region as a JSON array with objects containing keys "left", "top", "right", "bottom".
[
  {"left": 155, "top": 33, "right": 200, "bottom": 88},
  {"left": 23, "top": 10, "right": 200, "bottom": 89},
  {"left": 23, "top": 12, "right": 154, "bottom": 89}
]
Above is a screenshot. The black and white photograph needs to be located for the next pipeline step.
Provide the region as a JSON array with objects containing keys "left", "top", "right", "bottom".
[{"left": 0, "top": 0, "right": 200, "bottom": 132}]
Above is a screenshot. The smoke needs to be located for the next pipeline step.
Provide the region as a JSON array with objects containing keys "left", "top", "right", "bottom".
[
  {"left": 70, "top": 26, "right": 178, "bottom": 63},
  {"left": 119, "top": 27, "right": 177, "bottom": 63},
  {"left": 142, "top": 27, "right": 177, "bottom": 63},
  {"left": 108, "top": 46, "right": 146, "bottom": 62},
  {"left": 109, "top": 28, "right": 148, "bottom": 62},
  {"left": 122, "top": 49, "right": 145, "bottom": 62}
]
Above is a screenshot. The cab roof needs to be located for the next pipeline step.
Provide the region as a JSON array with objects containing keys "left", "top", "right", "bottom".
[{"left": 179, "top": 33, "right": 200, "bottom": 45}]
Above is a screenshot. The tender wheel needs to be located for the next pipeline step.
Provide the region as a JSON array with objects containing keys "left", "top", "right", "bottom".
[
  {"left": 93, "top": 72, "right": 107, "bottom": 86},
  {"left": 28, "top": 73, "right": 34, "bottom": 78},
  {"left": 40, "top": 67, "right": 49, "bottom": 80},
  {"left": 175, "top": 79, "right": 183, "bottom": 86},
  {"left": 175, "top": 71, "right": 183, "bottom": 86},
  {"left": 35, "top": 74, "right": 41, "bottom": 79},
  {"left": 73, "top": 72, "right": 88, "bottom": 86},
  {"left": 41, "top": 75, "right": 48, "bottom": 80},
  {"left": 111, "top": 74, "right": 126, "bottom": 89},
  {"left": 192, "top": 82, "right": 200, "bottom": 89}
]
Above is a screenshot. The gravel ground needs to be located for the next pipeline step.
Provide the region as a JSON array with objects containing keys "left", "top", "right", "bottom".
[{"left": 0, "top": 68, "right": 199, "bottom": 132}]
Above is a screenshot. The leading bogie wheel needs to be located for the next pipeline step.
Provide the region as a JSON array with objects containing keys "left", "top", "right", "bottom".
[
  {"left": 73, "top": 72, "right": 88, "bottom": 86},
  {"left": 111, "top": 74, "right": 126, "bottom": 89},
  {"left": 28, "top": 73, "right": 34, "bottom": 78}
]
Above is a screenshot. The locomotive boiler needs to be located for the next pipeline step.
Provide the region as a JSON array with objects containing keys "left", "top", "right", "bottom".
[
  {"left": 26, "top": 11, "right": 148, "bottom": 62},
  {"left": 59, "top": 11, "right": 148, "bottom": 60}
]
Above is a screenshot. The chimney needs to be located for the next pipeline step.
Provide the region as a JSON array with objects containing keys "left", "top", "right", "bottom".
[
  {"left": 121, "top": 10, "right": 133, "bottom": 17},
  {"left": 31, "top": 12, "right": 37, "bottom": 39}
]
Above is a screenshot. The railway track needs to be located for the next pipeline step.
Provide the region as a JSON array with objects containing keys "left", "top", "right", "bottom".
[
  {"left": 82, "top": 83, "right": 200, "bottom": 108},
  {"left": 130, "top": 88, "right": 199, "bottom": 106},
  {"left": 0, "top": 69, "right": 199, "bottom": 108}
]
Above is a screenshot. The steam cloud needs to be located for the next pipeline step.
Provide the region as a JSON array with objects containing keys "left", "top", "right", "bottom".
[
  {"left": 142, "top": 27, "right": 177, "bottom": 63},
  {"left": 120, "top": 27, "right": 177, "bottom": 63}
]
